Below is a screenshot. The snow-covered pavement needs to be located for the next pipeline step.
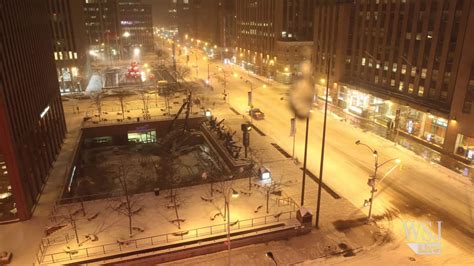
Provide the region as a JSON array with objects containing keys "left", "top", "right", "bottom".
[{"left": 177, "top": 47, "right": 474, "bottom": 263}]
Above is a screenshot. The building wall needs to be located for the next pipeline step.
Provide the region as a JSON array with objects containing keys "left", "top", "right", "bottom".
[
  {"left": 0, "top": 0, "right": 67, "bottom": 221},
  {"left": 444, "top": 0, "right": 474, "bottom": 157},
  {"left": 313, "top": 1, "right": 351, "bottom": 83},
  {"left": 47, "top": 0, "right": 88, "bottom": 93},
  {"left": 119, "top": 1, "right": 154, "bottom": 52},
  {"left": 84, "top": 0, "right": 121, "bottom": 49},
  {"left": 313, "top": 0, "right": 474, "bottom": 156},
  {"left": 274, "top": 41, "right": 313, "bottom": 84},
  {"left": 235, "top": 0, "right": 314, "bottom": 78},
  {"left": 176, "top": 0, "right": 229, "bottom": 47}
]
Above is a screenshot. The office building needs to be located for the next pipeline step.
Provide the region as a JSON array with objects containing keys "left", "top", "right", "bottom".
[
  {"left": 47, "top": 0, "right": 88, "bottom": 93},
  {"left": 0, "top": 0, "right": 67, "bottom": 222},
  {"left": 176, "top": 0, "right": 235, "bottom": 60},
  {"left": 236, "top": 0, "right": 314, "bottom": 83},
  {"left": 118, "top": 0, "right": 154, "bottom": 53},
  {"left": 313, "top": 0, "right": 474, "bottom": 159},
  {"left": 84, "top": 0, "right": 121, "bottom": 57}
]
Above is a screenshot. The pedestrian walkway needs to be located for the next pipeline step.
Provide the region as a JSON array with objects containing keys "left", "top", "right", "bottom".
[{"left": 322, "top": 103, "right": 473, "bottom": 180}]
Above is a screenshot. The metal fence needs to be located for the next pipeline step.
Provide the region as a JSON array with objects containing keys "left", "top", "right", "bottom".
[{"left": 36, "top": 209, "right": 299, "bottom": 264}]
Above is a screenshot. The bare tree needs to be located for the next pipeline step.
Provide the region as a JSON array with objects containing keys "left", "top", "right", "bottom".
[
  {"left": 111, "top": 163, "right": 143, "bottom": 237},
  {"left": 90, "top": 91, "right": 105, "bottom": 121},
  {"left": 75, "top": 178, "right": 95, "bottom": 216},
  {"left": 166, "top": 176, "right": 184, "bottom": 229},
  {"left": 175, "top": 65, "right": 191, "bottom": 90},
  {"left": 50, "top": 207, "right": 82, "bottom": 245},
  {"left": 156, "top": 49, "right": 170, "bottom": 66},
  {"left": 258, "top": 181, "right": 284, "bottom": 214},
  {"left": 113, "top": 89, "right": 133, "bottom": 120},
  {"left": 137, "top": 88, "right": 151, "bottom": 120}
]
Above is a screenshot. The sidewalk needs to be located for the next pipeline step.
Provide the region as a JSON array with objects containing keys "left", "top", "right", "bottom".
[
  {"left": 322, "top": 103, "right": 473, "bottom": 180},
  {"left": 159, "top": 99, "right": 428, "bottom": 265},
  {"left": 0, "top": 104, "right": 83, "bottom": 264}
]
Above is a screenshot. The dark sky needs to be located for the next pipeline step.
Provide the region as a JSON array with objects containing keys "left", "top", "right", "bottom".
[{"left": 142, "top": 0, "right": 174, "bottom": 27}]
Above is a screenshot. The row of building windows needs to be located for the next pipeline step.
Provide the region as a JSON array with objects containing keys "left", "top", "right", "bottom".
[{"left": 54, "top": 51, "right": 78, "bottom": 61}]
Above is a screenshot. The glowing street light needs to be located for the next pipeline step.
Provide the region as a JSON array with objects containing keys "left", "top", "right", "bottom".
[
  {"left": 122, "top": 31, "right": 131, "bottom": 38},
  {"left": 355, "top": 140, "right": 401, "bottom": 223},
  {"left": 133, "top": 47, "right": 140, "bottom": 56}
]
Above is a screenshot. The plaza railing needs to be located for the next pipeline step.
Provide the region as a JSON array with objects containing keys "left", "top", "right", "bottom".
[{"left": 35, "top": 208, "right": 300, "bottom": 265}]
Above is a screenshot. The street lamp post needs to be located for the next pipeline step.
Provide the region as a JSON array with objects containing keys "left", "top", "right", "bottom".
[
  {"left": 355, "top": 140, "right": 401, "bottom": 223},
  {"left": 315, "top": 57, "right": 331, "bottom": 228},
  {"left": 225, "top": 187, "right": 239, "bottom": 266},
  {"left": 245, "top": 80, "right": 254, "bottom": 124}
]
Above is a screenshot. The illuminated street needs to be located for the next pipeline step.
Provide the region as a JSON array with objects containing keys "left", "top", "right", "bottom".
[{"left": 1, "top": 1, "right": 474, "bottom": 265}]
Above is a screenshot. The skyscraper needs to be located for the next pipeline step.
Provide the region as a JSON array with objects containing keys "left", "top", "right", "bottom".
[
  {"left": 84, "top": 0, "right": 121, "bottom": 57},
  {"left": 235, "top": 0, "right": 314, "bottom": 83},
  {"left": 47, "top": 0, "right": 88, "bottom": 93},
  {"left": 313, "top": 0, "right": 474, "bottom": 158},
  {"left": 118, "top": 0, "right": 154, "bottom": 53},
  {"left": 0, "top": 0, "right": 67, "bottom": 222}
]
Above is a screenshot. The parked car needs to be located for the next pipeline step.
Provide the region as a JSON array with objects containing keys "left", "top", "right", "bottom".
[{"left": 250, "top": 108, "right": 265, "bottom": 120}]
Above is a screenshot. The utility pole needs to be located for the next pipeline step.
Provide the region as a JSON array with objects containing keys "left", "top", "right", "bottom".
[
  {"left": 300, "top": 115, "right": 310, "bottom": 206},
  {"left": 315, "top": 57, "right": 330, "bottom": 228}
]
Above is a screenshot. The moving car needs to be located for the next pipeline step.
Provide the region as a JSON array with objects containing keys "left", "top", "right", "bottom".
[{"left": 250, "top": 108, "right": 265, "bottom": 120}]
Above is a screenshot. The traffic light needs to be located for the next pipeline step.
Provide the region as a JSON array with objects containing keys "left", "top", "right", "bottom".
[
  {"left": 241, "top": 123, "right": 252, "bottom": 132},
  {"left": 243, "top": 132, "right": 249, "bottom": 147}
]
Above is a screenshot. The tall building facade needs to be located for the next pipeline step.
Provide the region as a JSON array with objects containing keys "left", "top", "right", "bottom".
[
  {"left": 313, "top": 0, "right": 474, "bottom": 160},
  {"left": 0, "top": 0, "right": 67, "bottom": 222},
  {"left": 175, "top": 0, "right": 235, "bottom": 60},
  {"left": 47, "top": 0, "right": 88, "bottom": 93},
  {"left": 84, "top": 0, "right": 121, "bottom": 57},
  {"left": 118, "top": 0, "right": 154, "bottom": 53},
  {"left": 235, "top": 0, "right": 314, "bottom": 83}
]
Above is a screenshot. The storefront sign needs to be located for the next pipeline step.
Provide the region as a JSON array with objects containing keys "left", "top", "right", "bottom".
[{"left": 434, "top": 118, "right": 448, "bottom": 127}]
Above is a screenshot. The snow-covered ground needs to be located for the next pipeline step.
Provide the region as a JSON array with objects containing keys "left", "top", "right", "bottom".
[
  {"left": 39, "top": 177, "right": 299, "bottom": 264},
  {"left": 172, "top": 47, "right": 474, "bottom": 264}
]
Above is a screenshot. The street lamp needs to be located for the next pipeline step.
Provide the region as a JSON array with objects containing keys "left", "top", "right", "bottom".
[
  {"left": 133, "top": 47, "right": 140, "bottom": 57},
  {"left": 355, "top": 140, "right": 401, "bottom": 223},
  {"left": 224, "top": 183, "right": 239, "bottom": 265}
]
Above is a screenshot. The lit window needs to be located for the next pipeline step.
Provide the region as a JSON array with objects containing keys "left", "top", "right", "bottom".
[
  {"left": 69, "top": 51, "right": 73, "bottom": 59},
  {"left": 399, "top": 82, "right": 404, "bottom": 91},
  {"left": 361, "top": 57, "right": 366, "bottom": 66},
  {"left": 54, "top": 52, "right": 58, "bottom": 60},
  {"left": 408, "top": 84, "right": 414, "bottom": 93},
  {"left": 418, "top": 86, "right": 425, "bottom": 96},
  {"left": 401, "top": 64, "right": 407, "bottom": 74}
]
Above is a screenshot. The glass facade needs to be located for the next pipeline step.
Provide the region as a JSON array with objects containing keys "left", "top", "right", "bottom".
[
  {"left": 128, "top": 130, "right": 157, "bottom": 144},
  {"left": 336, "top": 85, "right": 448, "bottom": 147},
  {"left": 455, "top": 135, "right": 474, "bottom": 161}
]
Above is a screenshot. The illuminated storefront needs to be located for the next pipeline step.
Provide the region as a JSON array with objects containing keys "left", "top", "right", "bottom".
[
  {"left": 128, "top": 130, "right": 157, "bottom": 144},
  {"left": 336, "top": 85, "right": 448, "bottom": 147},
  {"left": 455, "top": 135, "right": 474, "bottom": 160}
]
